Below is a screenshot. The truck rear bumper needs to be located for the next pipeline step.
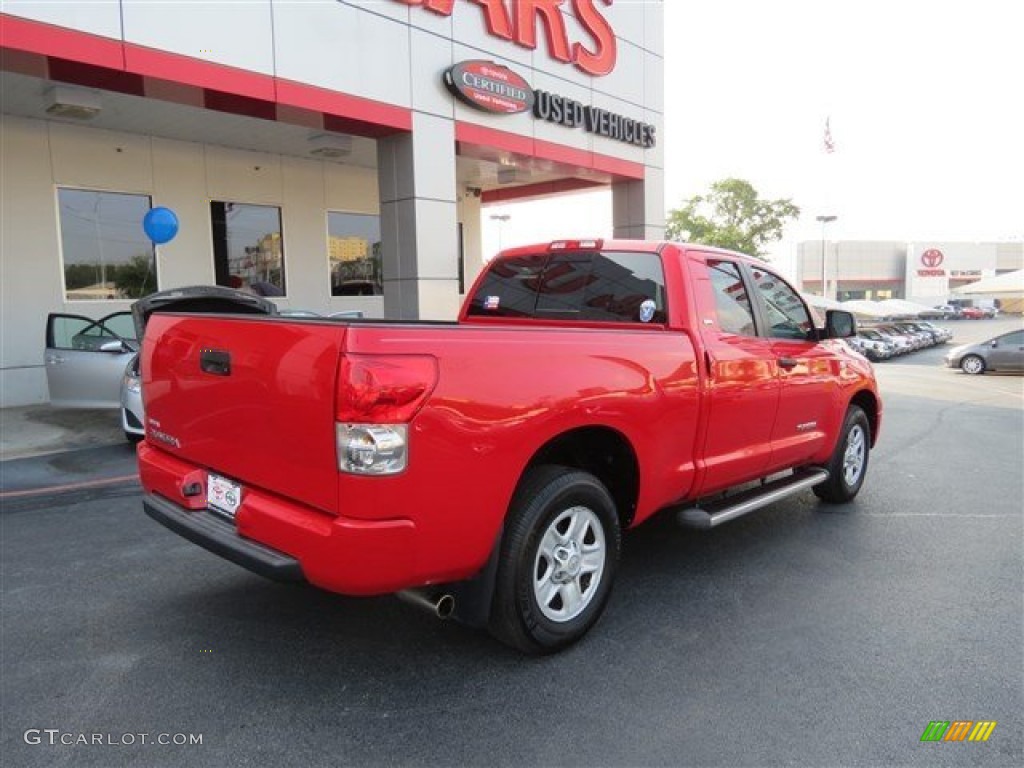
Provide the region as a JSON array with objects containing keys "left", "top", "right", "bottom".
[
  {"left": 137, "top": 442, "right": 420, "bottom": 595},
  {"left": 143, "top": 494, "right": 305, "bottom": 582}
]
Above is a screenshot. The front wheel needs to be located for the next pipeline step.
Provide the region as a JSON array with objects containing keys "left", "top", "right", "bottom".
[
  {"left": 960, "top": 355, "right": 986, "bottom": 375},
  {"left": 489, "top": 465, "right": 621, "bottom": 654},
  {"left": 814, "top": 405, "right": 871, "bottom": 504}
]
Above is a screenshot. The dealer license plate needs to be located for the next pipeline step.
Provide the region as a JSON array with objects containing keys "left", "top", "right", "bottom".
[{"left": 207, "top": 473, "right": 242, "bottom": 518}]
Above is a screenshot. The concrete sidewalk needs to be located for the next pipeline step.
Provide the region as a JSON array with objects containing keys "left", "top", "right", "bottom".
[
  {"left": 1, "top": 406, "right": 137, "bottom": 497},
  {"left": 1, "top": 405, "right": 126, "bottom": 462}
]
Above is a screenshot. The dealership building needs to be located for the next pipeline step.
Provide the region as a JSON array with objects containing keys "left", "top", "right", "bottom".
[
  {"left": 797, "top": 240, "right": 1023, "bottom": 306},
  {"left": 0, "top": 1, "right": 665, "bottom": 407}
]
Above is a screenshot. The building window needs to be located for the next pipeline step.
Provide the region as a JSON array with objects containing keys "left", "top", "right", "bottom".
[
  {"left": 211, "top": 202, "right": 285, "bottom": 296},
  {"left": 57, "top": 189, "right": 158, "bottom": 301},
  {"left": 327, "top": 211, "right": 381, "bottom": 296}
]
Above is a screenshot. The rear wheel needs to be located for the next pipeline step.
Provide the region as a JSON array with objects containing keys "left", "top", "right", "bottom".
[
  {"left": 489, "top": 465, "right": 621, "bottom": 654},
  {"left": 814, "top": 405, "right": 870, "bottom": 504},
  {"left": 960, "top": 355, "right": 986, "bottom": 375}
]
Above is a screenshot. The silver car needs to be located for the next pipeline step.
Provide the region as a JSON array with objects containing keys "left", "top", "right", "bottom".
[
  {"left": 45, "top": 311, "right": 141, "bottom": 439},
  {"left": 945, "top": 329, "right": 1024, "bottom": 374}
]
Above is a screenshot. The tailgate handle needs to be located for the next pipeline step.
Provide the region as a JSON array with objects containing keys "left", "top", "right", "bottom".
[
  {"left": 200, "top": 349, "right": 232, "bottom": 376},
  {"left": 778, "top": 356, "right": 799, "bottom": 370}
]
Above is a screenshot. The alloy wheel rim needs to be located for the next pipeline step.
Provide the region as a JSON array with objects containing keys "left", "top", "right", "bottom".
[
  {"left": 843, "top": 425, "right": 866, "bottom": 487},
  {"left": 533, "top": 505, "right": 606, "bottom": 623}
]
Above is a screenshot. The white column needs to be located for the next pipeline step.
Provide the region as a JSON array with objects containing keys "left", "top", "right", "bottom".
[
  {"left": 612, "top": 167, "right": 665, "bottom": 240},
  {"left": 377, "top": 113, "right": 460, "bottom": 320}
]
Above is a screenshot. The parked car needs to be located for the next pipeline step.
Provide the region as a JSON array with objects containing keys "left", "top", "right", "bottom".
[
  {"left": 910, "top": 320, "right": 954, "bottom": 343},
  {"left": 932, "top": 305, "right": 962, "bottom": 320},
  {"left": 851, "top": 333, "right": 892, "bottom": 361},
  {"left": 959, "top": 306, "right": 986, "bottom": 320},
  {"left": 858, "top": 328, "right": 898, "bottom": 357},
  {"left": 945, "top": 329, "right": 1024, "bottom": 374},
  {"left": 137, "top": 239, "right": 881, "bottom": 653}
]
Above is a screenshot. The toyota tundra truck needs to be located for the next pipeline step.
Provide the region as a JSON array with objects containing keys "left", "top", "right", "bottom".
[{"left": 138, "top": 240, "right": 881, "bottom": 653}]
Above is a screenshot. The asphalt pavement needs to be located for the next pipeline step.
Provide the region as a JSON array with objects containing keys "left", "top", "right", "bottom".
[{"left": 1, "top": 319, "right": 1022, "bottom": 767}]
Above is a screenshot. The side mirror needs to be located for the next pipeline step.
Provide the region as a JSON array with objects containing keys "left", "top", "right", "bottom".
[
  {"left": 99, "top": 340, "right": 127, "bottom": 353},
  {"left": 825, "top": 310, "right": 857, "bottom": 339},
  {"left": 990, "top": 340, "right": 999, "bottom": 348}
]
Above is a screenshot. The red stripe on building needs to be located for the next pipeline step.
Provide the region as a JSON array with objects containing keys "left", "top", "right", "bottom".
[
  {"left": 482, "top": 178, "right": 605, "bottom": 204},
  {"left": 124, "top": 44, "right": 276, "bottom": 102},
  {"left": 0, "top": 14, "right": 124, "bottom": 69},
  {"left": 277, "top": 79, "right": 411, "bottom": 134},
  {"left": 457, "top": 122, "right": 646, "bottom": 182},
  {"left": 1, "top": 13, "right": 411, "bottom": 139}
]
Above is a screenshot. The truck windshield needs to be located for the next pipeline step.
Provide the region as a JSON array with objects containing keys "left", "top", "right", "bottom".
[{"left": 467, "top": 251, "right": 667, "bottom": 324}]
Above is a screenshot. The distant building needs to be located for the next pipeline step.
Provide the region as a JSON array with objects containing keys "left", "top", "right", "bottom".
[
  {"left": 798, "top": 240, "right": 1023, "bottom": 305},
  {"left": 329, "top": 236, "right": 370, "bottom": 264}
]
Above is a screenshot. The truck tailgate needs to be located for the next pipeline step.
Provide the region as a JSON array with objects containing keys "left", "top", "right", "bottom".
[{"left": 142, "top": 314, "right": 344, "bottom": 515}]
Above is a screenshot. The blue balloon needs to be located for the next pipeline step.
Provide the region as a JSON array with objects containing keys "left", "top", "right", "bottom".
[{"left": 143, "top": 207, "right": 179, "bottom": 244}]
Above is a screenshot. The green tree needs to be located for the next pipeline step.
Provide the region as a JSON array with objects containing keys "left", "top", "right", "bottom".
[
  {"left": 665, "top": 178, "right": 800, "bottom": 259},
  {"left": 113, "top": 254, "right": 157, "bottom": 299}
]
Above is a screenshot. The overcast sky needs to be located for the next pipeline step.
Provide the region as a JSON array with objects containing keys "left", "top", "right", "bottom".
[{"left": 484, "top": 0, "right": 1023, "bottom": 275}]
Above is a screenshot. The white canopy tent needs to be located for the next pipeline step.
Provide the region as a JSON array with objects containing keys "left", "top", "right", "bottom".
[
  {"left": 841, "top": 300, "right": 892, "bottom": 319},
  {"left": 952, "top": 269, "right": 1024, "bottom": 297},
  {"left": 877, "top": 299, "right": 932, "bottom": 317}
]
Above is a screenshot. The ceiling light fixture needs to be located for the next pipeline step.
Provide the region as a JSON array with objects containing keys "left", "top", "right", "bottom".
[
  {"left": 307, "top": 132, "right": 353, "bottom": 159},
  {"left": 44, "top": 85, "right": 102, "bottom": 120}
]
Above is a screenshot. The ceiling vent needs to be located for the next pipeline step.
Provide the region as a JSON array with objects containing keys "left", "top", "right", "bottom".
[
  {"left": 307, "top": 132, "right": 353, "bottom": 159},
  {"left": 45, "top": 86, "right": 102, "bottom": 120}
]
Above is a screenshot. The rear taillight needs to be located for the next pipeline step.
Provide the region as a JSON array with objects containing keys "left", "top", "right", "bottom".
[
  {"left": 335, "top": 355, "right": 438, "bottom": 476},
  {"left": 336, "top": 354, "right": 438, "bottom": 423}
]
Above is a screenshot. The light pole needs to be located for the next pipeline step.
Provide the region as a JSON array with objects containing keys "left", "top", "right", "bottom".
[
  {"left": 816, "top": 214, "right": 837, "bottom": 298},
  {"left": 490, "top": 214, "right": 511, "bottom": 254}
]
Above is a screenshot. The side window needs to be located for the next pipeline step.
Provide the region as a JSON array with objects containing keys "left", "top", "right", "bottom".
[
  {"left": 707, "top": 260, "right": 757, "bottom": 336},
  {"left": 1001, "top": 331, "right": 1024, "bottom": 345},
  {"left": 49, "top": 314, "right": 134, "bottom": 351},
  {"left": 466, "top": 255, "right": 548, "bottom": 317},
  {"left": 751, "top": 267, "right": 813, "bottom": 340}
]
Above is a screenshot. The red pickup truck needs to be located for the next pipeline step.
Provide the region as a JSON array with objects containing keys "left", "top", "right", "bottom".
[{"left": 139, "top": 240, "right": 880, "bottom": 653}]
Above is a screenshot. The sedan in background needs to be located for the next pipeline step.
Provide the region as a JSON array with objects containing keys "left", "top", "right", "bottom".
[{"left": 945, "top": 329, "right": 1024, "bottom": 374}]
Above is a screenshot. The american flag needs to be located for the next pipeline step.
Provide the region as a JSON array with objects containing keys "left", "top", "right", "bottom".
[{"left": 823, "top": 117, "right": 835, "bottom": 153}]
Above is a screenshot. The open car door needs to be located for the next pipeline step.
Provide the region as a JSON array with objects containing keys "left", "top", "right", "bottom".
[{"left": 45, "top": 311, "right": 138, "bottom": 408}]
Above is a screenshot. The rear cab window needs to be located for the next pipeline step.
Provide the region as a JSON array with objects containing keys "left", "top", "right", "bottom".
[{"left": 466, "top": 249, "right": 667, "bottom": 325}]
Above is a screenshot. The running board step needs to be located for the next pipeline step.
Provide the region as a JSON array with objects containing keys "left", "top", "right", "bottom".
[{"left": 676, "top": 468, "right": 830, "bottom": 530}]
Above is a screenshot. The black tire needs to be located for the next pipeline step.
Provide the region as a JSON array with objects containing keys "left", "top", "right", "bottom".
[
  {"left": 489, "top": 465, "right": 621, "bottom": 654},
  {"left": 960, "top": 355, "right": 986, "bottom": 375},
  {"left": 814, "top": 405, "right": 871, "bottom": 504}
]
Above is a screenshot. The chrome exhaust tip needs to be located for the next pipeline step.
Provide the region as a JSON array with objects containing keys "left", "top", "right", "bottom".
[{"left": 396, "top": 589, "right": 455, "bottom": 620}]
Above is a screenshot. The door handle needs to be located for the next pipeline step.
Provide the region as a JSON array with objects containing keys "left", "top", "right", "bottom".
[
  {"left": 778, "top": 357, "right": 798, "bottom": 370},
  {"left": 46, "top": 354, "right": 65, "bottom": 365},
  {"left": 200, "top": 349, "right": 231, "bottom": 376}
]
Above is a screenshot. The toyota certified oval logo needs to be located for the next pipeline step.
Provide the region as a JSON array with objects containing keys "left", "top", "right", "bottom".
[
  {"left": 921, "top": 249, "right": 945, "bottom": 268},
  {"left": 444, "top": 60, "right": 534, "bottom": 115}
]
